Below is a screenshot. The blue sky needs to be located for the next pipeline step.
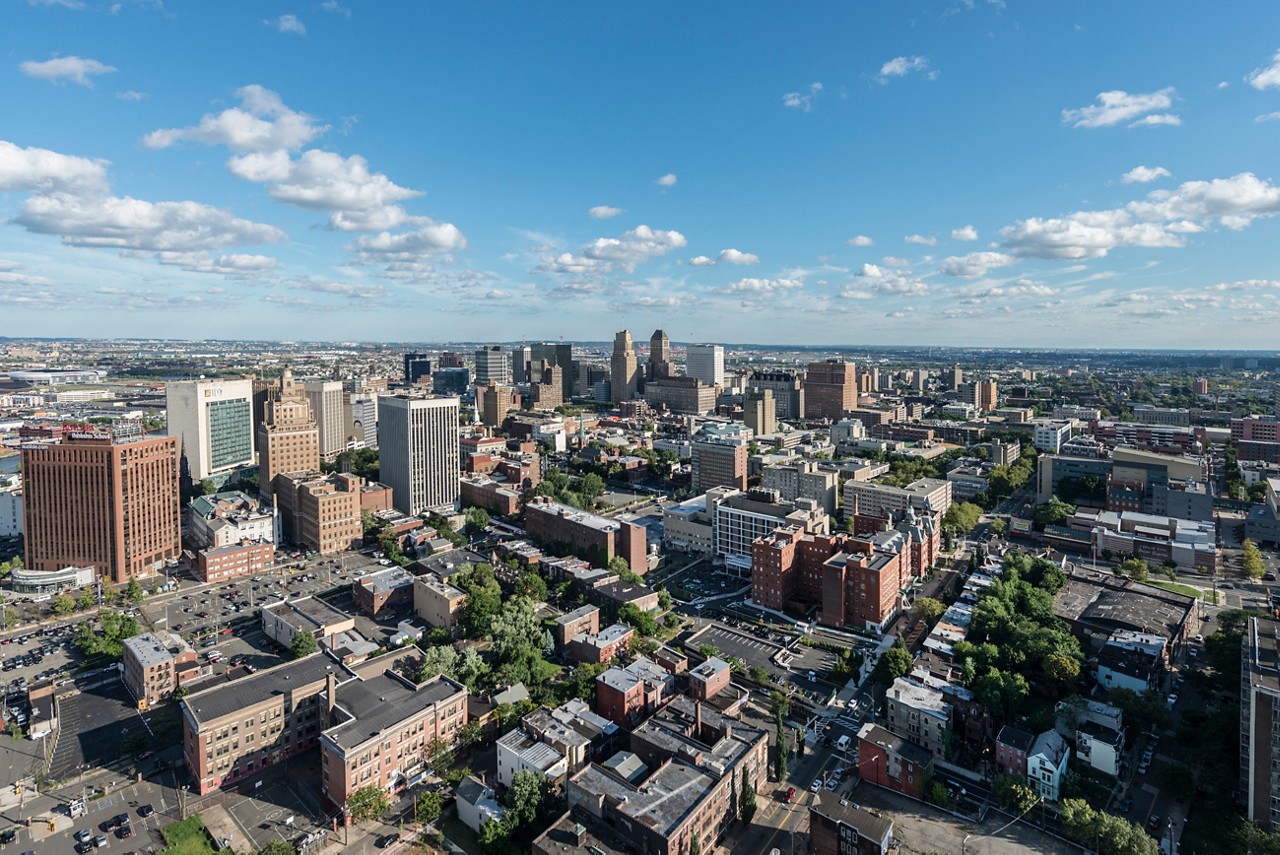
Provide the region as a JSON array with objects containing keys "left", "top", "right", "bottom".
[{"left": 3, "top": 1, "right": 1280, "bottom": 347}]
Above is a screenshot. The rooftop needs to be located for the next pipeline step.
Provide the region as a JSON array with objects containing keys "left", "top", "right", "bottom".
[
  {"left": 812, "top": 792, "right": 894, "bottom": 845},
  {"left": 556, "top": 604, "right": 599, "bottom": 626},
  {"left": 183, "top": 654, "right": 340, "bottom": 727},
  {"left": 572, "top": 759, "right": 716, "bottom": 839},
  {"left": 527, "top": 499, "right": 621, "bottom": 532},
  {"left": 323, "top": 671, "right": 466, "bottom": 752},
  {"left": 857, "top": 722, "right": 933, "bottom": 768},
  {"left": 887, "top": 678, "right": 950, "bottom": 719},
  {"left": 124, "top": 632, "right": 188, "bottom": 670},
  {"left": 355, "top": 567, "right": 414, "bottom": 594}
]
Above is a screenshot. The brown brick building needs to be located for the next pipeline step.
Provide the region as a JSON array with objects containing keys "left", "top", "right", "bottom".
[
  {"left": 524, "top": 497, "right": 647, "bottom": 575},
  {"left": 257, "top": 368, "right": 320, "bottom": 501},
  {"left": 195, "top": 540, "right": 275, "bottom": 583},
  {"left": 803, "top": 359, "right": 858, "bottom": 421},
  {"left": 273, "top": 472, "right": 364, "bottom": 555},
  {"left": 22, "top": 432, "right": 181, "bottom": 584}
]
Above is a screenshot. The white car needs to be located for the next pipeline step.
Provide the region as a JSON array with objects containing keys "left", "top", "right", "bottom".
[{"left": 810, "top": 777, "right": 823, "bottom": 792}]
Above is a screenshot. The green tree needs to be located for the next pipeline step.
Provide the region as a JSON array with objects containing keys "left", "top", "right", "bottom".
[
  {"left": 1117, "top": 557, "right": 1150, "bottom": 582},
  {"left": 925, "top": 780, "right": 949, "bottom": 806},
  {"left": 874, "top": 642, "right": 913, "bottom": 686},
  {"left": 1243, "top": 538, "right": 1266, "bottom": 580},
  {"left": 699, "top": 644, "right": 722, "bottom": 661},
  {"left": 415, "top": 790, "right": 444, "bottom": 825},
  {"left": 690, "top": 831, "right": 701, "bottom": 855},
  {"left": 76, "top": 588, "right": 96, "bottom": 610},
  {"left": 578, "top": 473, "right": 605, "bottom": 504},
  {"left": 346, "top": 784, "right": 391, "bottom": 822},
  {"left": 252, "top": 841, "right": 297, "bottom": 855},
  {"left": 1107, "top": 687, "right": 1171, "bottom": 734},
  {"left": 290, "top": 628, "right": 318, "bottom": 658},
  {"left": 54, "top": 594, "right": 75, "bottom": 615},
  {"left": 774, "top": 726, "right": 787, "bottom": 781},
  {"left": 1042, "top": 652, "right": 1081, "bottom": 694},
  {"left": 6, "top": 720, "right": 22, "bottom": 740},
  {"left": 608, "top": 555, "right": 642, "bottom": 583},
  {"left": 943, "top": 501, "right": 983, "bottom": 532},
  {"left": 463, "top": 506, "right": 492, "bottom": 533},
  {"left": 1033, "top": 498, "right": 1076, "bottom": 530},
  {"left": 740, "top": 767, "right": 756, "bottom": 822},
  {"left": 748, "top": 665, "right": 770, "bottom": 684},
  {"left": 769, "top": 689, "right": 791, "bottom": 720},
  {"left": 991, "top": 775, "right": 1038, "bottom": 814},
  {"left": 415, "top": 645, "right": 459, "bottom": 683},
  {"left": 505, "top": 769, "right": 546, "bottom": 828},
  {"left": 458, "top": 720, "right": 484, "bottom": 750},
  {"left": 124, "top": 577, "right": 144, "bottom": 603},
  {"left": 617, "top": 602, "right": 658, "bottom": 636},
  {"left": 912, "top": 597, "right": 946, "bottom": 624},
  {"left": 795, "top": 728, "right": 805, "bottom": 758}
]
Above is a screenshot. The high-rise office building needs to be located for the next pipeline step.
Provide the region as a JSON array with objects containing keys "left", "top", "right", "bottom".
[
  {"left": 304, "top": 380, "right": 345, "bottom": 461},
  {"left": 961, "top": 379, "right": 999, "bottom": 412},
  {"left": 950, "top": 364, "right": 964, "bottom": 391},
  {"left": 744, "top": 388, "right": 777, "bottom": 437},
  {"left": 692, "top": 438, "right": 749, "bottom": 493},
  {"left": 648, "top": 329, "right": 672, "bottom": 381},
  {"left": 510, "top": 345, "right": 532, "bottom": 384},
  {"left": 480, "top": 381, "right": 514, "bottom": 427},
  {"left": 687, "top": 344, "right": 725, "bottom": 388},
  {"left": 257, "top": 369, "right": 321, "bottom": 500},
  {"left": 1242, "top": 617, "right": 1280, "bottom": 830},
  {"left": 379, "top": 395, "right": 461, "bottom": 515},
  {"left": 611, "top": 331, "right": 640, "bottom": 403},
  {"left": 747, "top": 370, "right": 804, "bottom": 421},
  {"left": 22, "top": 431, "right": 181, "bottom": 583},
  {"left": 475, "top": 346, "right": 509, "bottom": 386},
  {"left": 438, "top": 352, "right": 466, "bottom": 369},
  {"left": 344, "top": 393, "right": 379, "bottom": 449},
  {"left": 432, "top": 367, "right": 471, "bottom": 396},
  {"left": 803, "top": 359, "right": 858, "bottom": 421},
  {"left": 166, "top": 378, "right": 255, "bottom": 481},
  {"left": 403, "top": 352, "right": 432, "bottom": 386},
  {"left": 530, "top": 342, "right": 573, "bottom": 398}
]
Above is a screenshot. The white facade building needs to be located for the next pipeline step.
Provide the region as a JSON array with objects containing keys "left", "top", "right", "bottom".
[
  {"left": 0, "top": 475, "right": 22, "bottom": 537},
  {"left": 686, "top": 344, "right": 725, "bottom": 388},
  {"left": 1033, "top": 421, "right": 1073, "bottom": 454},
  {"left": 304, "top": 380, "right": 345, "bottom": 461},
  {"left": 1026, "top": 729, "right": 1070, "bottom": 803},
  {"left": 379, "top": 395, "right": 461, "bottom": 516},
  {"left": 165, "top": 378, "right": 256, "bottom": 481}
]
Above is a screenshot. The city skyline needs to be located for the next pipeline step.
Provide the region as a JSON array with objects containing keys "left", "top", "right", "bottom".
[{"left": 4, "top": 2, "right": 1280, "bottom": 347}]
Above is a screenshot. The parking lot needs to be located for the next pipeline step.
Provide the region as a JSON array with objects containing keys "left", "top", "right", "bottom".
[
  {"left": 49, "top": 677, "right": 149, "bottom": 779},
  {"left": 218, "top": 777, "right": 320, "bottom": 853}
]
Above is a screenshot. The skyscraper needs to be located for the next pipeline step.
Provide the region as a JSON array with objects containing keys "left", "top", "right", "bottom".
[
  {"left": 22, "top": 431, "right": 180, "bottom": 583},
  {"left": 648, "top": 329, "right": 672, "bottom": 381},
  {"left": 257, "top": 369, "right": 321, "bottom": 500},
  {"left": 510, "top": 345, "right": 531, "bottom": 384},
  {"left": 530, "top": 342, "right": 573, "bottom": 398},
  {"left": 744, "top": 388, "right": 777, "bottom": 437},
  {"left": 403, "top": 352, "right": 432, "bottom": 386},
  {"left": 304, "top": 380, "right": 345, "bottom": 461},
  {"left": 480, "top": 381, "right": 514, "bottom": 427},
  {"left": 379, "top": 395, "right": 461, "bottom": 516},
  {"left": 166, "top": 378, "right": 255, "bottom": 481},
  {"left": 475, "top": 346, "right": 509, "bottom": 386},
  {"left": 611, "top": 330, "right": 640, "bottom": 403},
  {"left": 803, "top": 359, "right": 858, "bottom": 420},
  {"left": 686, "top": 344, "right": 725, "bottom": 388},
  {"left": 950, "top": 364, "right": 964, "bottom": 391}
]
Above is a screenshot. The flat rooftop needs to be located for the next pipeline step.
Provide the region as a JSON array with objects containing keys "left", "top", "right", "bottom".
[
  {"left": 324, "top": 671, "right": 465, "bottom": 753},
  {"left": 528, "top": 500, "right": 621, "bottom": 532},
  {"left": 356, "top": 567, "right": 414, "bottom": 594},
  {"left": 572, "top": 760, "right": 715, "bottom": 839},
  {"left": 184, "top": 654, "right": 341, "bottom": 728}
]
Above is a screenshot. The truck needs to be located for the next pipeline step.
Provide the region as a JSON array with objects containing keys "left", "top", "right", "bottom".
[{"left": 835, "top": 734, "right": 851, "bottom": 755}]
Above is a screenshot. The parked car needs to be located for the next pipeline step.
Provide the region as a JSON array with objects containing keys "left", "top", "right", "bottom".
[{"left": 784, "top": 786, "right": 796, "bottom": 803}]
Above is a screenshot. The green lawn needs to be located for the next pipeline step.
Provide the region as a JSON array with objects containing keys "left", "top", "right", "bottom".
[
  {"left": 1144, "top": 580, "right": 1217, "bottom": 603},
  {"left": 159, "top": 815, "right": 217, "bottom": 855}
]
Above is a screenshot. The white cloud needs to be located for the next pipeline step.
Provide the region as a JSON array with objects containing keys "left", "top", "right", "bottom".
[
  {"left": 587, "top": 205, "right": 623, "bottom": 220},
  {"left": 950, "top": 225, "right": 979, "bottom": 241},
  {"left": 115, "top": 90, "right": 146, "bottom": 101},
  {"left": 717, "top": 248, "right": 759, "bottom": 265},
  {"left": 783, "top": 82, "right": 823, "bottom": 112},
  {"left": 656, "top": 173, "right": 677, "bottom": 187},
  {"left": 148, "top": 251, "right": 279, "bottom": 277},
  {"left": 689, "top": 255, "right": 716, "bottom": 267},
  {"left": 0, "top": 140, "right": 108, "bottom": 194},
  {"left": 231, "top": 149, "right": 422, "bottom": 231},
  {"left": 346, "top": 220, "right": 466, "bottom": 259},
  {"left": 847, "top": 235, "right": 874, "bottom": 247},
  {"left": 320, "top": 1, "right": 351, "bottom": 17},
  {"left": 877, "top": 56, "right": 935, "bottom": 83},
  {"left": 1129, "top": 113, "right": 1181, "bottom": 127},
  {"left": 1247, "top": 50, "right": 1280, "bottom": 90},
  {"left": 854, "top": 262, "right": 930, "bottom": 295},
  {"left": 143, "top": 85, "right": 326, "bottom": 153},
  {"left": 904, "top": 234, "right": 937, "bottom": 246},
  {"left": 939, "top": 251, "right": 1014, "bottom": 277},
  {"left": 28, "top": 0, "right": 86, "bottom": 7},
  {"left": 718, "top": 277, "right": 803, "bottom": 294},
  {"left": 15, "top": 193, "right": 284, "bottom": 252},
  {"left": 19, "top": 55, "right": 116, "bottom": 87},
  {"left": 1121, "top": 165, "right": 1170, "bottom": 184},
  {"left": 269, "top": 14, "right": 306, "bottom": 35},
  {"left": 1061, "top": 87, "right": 1178, "bottom": 128},
  {"left": 1001, "top": 172, "right": 1280, "bottom": 260},
  {"left": 576, "top": 225, "right": 687, "bottom": 272},
  {"left": 1256, "top": 112, "right": 1280, "bottom": 123}
]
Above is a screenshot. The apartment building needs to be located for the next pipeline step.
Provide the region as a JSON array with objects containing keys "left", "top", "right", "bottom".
[
  {"left": 123, "top": 631, "right": 197, "bottom": 710},
  {"left": 688, "top": 657, "right": 732, "bottom": 701},
  {"left": 595, "top": 657, "right": 676, "bottom": 726},
  {"left": 643, "top": 376, "right": 717, "bottom": 416},
  {"left": 885, "top": 677, "right": 951, "bottom": 760},
  {"left": 257, "top": 369, "right": 321, "bottom": 501},
  {"left": 182, "top": 655, "right": 341, "bottom": 795},
  {"left": 319, "top": 666, "right": 467, "bottom": 808},
  {"left": 554, "top": 605, "right": 600, "bottom": 647},
  {"left": 856, "top": 722, "right": 933, "bottom": 800},
  {"left": 691, "top": 436, "right": 748, "bottom": 494},
  {"left": 844, "top": 477, "right": 952, "bottom": 520},
  {"left": 353, "top": 567, "right": 415, "bottom": 618},
  {"left": 567, "top": 624, "right": 634, "bottom": 665},
  {"left": 803, "top": 360, "right": 857, "bottom": 421},
  {"left": 413, "top": 574, "right": 467, "bottom": 634},
  {"left": 1241, "top": 617, "right": 1280, "bottom": 830},
  {"left": 272, "top": 472, "right": 364, "bottom": 555},
  {"left": 743, "top": 387, "right": 777, "bottom": 437},
  {"left": 762, "top": 459, "right": 839, "bottom": 515},
  {"left": 195, "top": 540, "right": 275, "bottom": 584},
  {"left": 524, "top": 497, "right": 647, "bottom": 575}
]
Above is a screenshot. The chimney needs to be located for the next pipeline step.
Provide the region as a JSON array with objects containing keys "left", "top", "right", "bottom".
[{"left": 326, "top": 669, "right": 336, "bottom": 717}]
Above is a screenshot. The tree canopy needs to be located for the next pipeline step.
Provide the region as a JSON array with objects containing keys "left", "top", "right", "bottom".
[{"left": 290, "top": 628, "right": 317, "bottom": 658}]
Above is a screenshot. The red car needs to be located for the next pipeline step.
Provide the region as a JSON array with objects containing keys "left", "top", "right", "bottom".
[{"left": 784, "top": 786, "right": 796, "bottom": 803}]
